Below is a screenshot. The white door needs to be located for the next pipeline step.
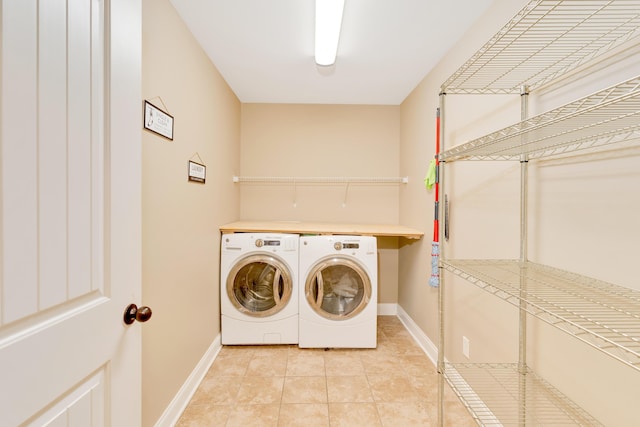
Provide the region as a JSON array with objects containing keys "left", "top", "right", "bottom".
[{"left": 0, "top": 0, "right": 142, "bottom": 425}]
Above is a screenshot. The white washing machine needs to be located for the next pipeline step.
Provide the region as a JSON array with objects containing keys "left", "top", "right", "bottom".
[
  {"left": 220, "top": 233, "right": 299, "bottom": 345},
  {"left": 298, "top": 235, "right": 377, "bottom": 348}
]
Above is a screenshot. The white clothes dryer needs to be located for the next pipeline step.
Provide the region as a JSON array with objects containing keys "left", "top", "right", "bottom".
[
  {"left": 298, "top": 235, "right": 377, "bottom": 348},
  {"left": 220, "top": 233, "right": 299, "bottom": 345}
]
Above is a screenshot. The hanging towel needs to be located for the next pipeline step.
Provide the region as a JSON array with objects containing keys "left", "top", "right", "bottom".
[{"left": 424, "top": 159, "right": 437, "bottom": 190}]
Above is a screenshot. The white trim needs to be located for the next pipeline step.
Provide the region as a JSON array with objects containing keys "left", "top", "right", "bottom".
[
  {"left": 154, "top": 334, "right": 222, "bottom": 427},
  {"left": 396, "top": 305, "right": 438, "bottom": 366},
  {"left": 377, "top": 303, "right": 397, "bottom": 316}
]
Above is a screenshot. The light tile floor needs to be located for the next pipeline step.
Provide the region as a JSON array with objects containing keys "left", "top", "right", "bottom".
[{"left": 177, "top": 316, "right": 476, "bottom": 426}]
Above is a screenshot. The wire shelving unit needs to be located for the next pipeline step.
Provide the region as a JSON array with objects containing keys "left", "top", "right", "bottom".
[{"left": 436, "top": 1, "right": 640, "bottom": 426}]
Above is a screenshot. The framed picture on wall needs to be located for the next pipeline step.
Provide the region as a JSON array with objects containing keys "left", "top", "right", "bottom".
[
  {"left": 144, "top": 100, "right": 174, "bottom": 140},
  {"left": 188, "top": 160, "right": 206, "bottom": 183}
]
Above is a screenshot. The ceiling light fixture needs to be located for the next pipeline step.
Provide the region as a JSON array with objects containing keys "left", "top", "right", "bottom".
[{"left": 315, "top": 0, "right": 345, "bottom": 66}]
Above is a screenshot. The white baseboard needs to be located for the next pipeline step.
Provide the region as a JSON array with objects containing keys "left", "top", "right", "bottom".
[
  {"left": 395, "top": 306, "right": 498, "bottom": 425},
  {"left": 377, "top": 303, "right": 397, "bottom": 315},
  {"left": 396, "top": 305, "right": 438, "bottom": 366},
  {"left": 154, "top": 334, "right": 222, "bottom": 427}
]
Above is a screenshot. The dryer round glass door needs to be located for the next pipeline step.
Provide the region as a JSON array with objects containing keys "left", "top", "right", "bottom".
[
  {"left": 227, "top": 254, "right": 293, "bottom": 317},
  {"left": 304, "top": 256, "right": 372, "bottom": 320}
]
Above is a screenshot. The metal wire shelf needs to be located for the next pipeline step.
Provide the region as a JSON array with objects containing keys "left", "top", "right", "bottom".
[
  {"left": 443, "top": 363, "right": 603, "bottom": 426},
  {"left": 439, "top": 75, "right": 640, "bottom": 161},
  {"left": 441, "top": 0, "right": 640, "bottom": 94},
  {"left": 441, "top": 260, "right": 640, "bottom": 371}
]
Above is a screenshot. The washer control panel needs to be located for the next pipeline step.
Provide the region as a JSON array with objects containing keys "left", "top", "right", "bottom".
[{"left": 255, "top": 239, "right": 281, "bottom": 248}]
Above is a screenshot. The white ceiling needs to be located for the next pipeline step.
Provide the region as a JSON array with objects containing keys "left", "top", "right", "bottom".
[{"left": 169, "top": 0, "right": 494, "bottom": 105}]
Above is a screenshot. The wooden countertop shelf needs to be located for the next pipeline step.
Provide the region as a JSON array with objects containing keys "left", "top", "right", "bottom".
[{"left": 219, "top": 221, "right": 424, "bottom": 240}]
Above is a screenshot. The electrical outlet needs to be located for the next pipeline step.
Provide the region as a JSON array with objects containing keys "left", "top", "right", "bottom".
[{"left": 462, "top": 336, "right": 470, "bottom": 359}]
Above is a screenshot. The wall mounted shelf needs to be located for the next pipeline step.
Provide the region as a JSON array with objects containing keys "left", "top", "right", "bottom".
[{"left": 232, "top": 176, "right": 409, "bottom": 184}]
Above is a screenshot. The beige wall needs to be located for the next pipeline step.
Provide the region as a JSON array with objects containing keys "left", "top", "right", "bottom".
[
  {"left": 240, "top": 104, "right": 402, "bottom": 303},
  {"left": 141, "top": 0, "right": 240, "bottom": 425},
  {"left": 400, "top": 0, "right": 640, "bottom": 425}
]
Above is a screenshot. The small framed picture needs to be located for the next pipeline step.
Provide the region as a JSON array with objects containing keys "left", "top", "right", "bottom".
[
  {"left": 188, "top": 160, "right": 206, "bottom": 183},
  {"left": 144, "top": 100, "right": 174, "bottom": 140}
]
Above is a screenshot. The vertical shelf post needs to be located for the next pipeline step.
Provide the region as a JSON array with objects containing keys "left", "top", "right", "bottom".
[
  {"left": 518, "top": 85, "right": 530, "bottom": 426},
  {"left": 437, "top": 90, "right": 447, "bottom": 427}
]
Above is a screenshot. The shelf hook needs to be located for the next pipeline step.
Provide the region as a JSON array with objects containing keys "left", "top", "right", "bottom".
[
  {"left": 342, "top": 180, "right": 350, "bottom": 208},
  {"left": 293, "top": 179, "right": 297, "bottom": 207}
]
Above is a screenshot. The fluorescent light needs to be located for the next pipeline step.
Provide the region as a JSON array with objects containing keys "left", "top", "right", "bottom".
[{"left": 315, "top": 0, "right": 345, "bottom": 66}]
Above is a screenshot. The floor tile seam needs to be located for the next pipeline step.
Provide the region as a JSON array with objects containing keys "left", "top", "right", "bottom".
[
  {"left": 324, "top": 373, "right": 367, "bottom": 377},
  {"left": 275, "top": 396, "right": 283, "bottom": 427},
  {"left": 246, "top": 373, "right": 288, "bottom": 377},
  {"left": 221, "top": 407, "right": 232, "bottom": 427},
  {"left": 372, "top": 398, "right": 385, "bottom": 426},
  {"left": 284, "top": 371, "right": 329, "bottom": 378},
  {"left": 324, "top": 373, "right": 329, "bottom": 405}
]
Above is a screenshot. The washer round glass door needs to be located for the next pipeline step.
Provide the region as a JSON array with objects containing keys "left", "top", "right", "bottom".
[
  {"left": 227, "top": 254, "right": 293, "bottom": 317},
  {"left": 305, "top": 256, "right": 372, "bottom": 320}
]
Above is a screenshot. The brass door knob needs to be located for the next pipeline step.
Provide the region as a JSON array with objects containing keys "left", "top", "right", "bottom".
[{"left": 123, "top": 304, "right": 153, "bottom": 325}]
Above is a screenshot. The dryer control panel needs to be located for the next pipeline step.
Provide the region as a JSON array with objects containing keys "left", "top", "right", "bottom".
[{"left": 334, "top": 242, "right": 360, "bottom": 250}]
